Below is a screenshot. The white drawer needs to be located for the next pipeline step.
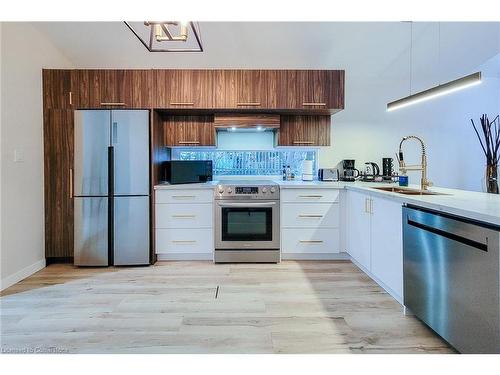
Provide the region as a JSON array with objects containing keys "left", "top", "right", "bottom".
[
  {"left": 281, "top": 228, "right": 340, "bottom": 254},
  {"left": 281, "top": 188, "right": 340, "bottom": 203},
  {"left": 156, "top": 203, "right": 213, "bottom": 229},
  {"left": 155, "top": 189, "right": 214, "bottom": 204},
  {"left": 281, "top": 202, "right": 340, "bottom": 228},
  {"left": 156, "top": 228, "right": 213, "bottom": 254}
]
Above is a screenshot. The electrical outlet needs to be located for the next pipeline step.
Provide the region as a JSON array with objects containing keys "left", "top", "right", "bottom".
[{"left": 14, "top": 149, "right": 25, "bottom": 163}]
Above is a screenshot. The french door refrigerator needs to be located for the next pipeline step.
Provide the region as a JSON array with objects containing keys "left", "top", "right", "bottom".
[{"left": 73, "top": 110, "right": 150, "bottom": 266}]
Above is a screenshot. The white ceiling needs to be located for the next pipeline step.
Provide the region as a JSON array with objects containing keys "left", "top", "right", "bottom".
[{"left": 34, "top": 22, "right": 500, "bottom": 82}]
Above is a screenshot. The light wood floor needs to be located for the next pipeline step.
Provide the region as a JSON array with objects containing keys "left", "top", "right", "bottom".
[{"left": 0, "top": 261, "right": 453, "bottom": 354}]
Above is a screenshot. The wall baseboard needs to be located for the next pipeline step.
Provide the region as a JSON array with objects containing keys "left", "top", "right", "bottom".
[
  {"left": 281, "top": 252, "right": 350, "bottom": 261},
  {"left": 157, "top": 253, "right": 213, "bottom": 261},
  {"left": 1, "top": 259, "right": 46, "bottom": 291}
]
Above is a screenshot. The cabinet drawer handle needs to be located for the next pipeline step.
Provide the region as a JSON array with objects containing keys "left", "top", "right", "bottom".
[
  {"left": 365, "top": 198, "right": 371, "bottom": 213},
  {"left": 298, "top": 195, "right": 323, "bottom": 198},
  {"left": 172, "top": 214, "right": 196, "bottom": 218},
  {"left": 293, "top": 141, "right": 315, "bottom": 144},
  {"left": 172, "top": 240, "right": 197, "bottom": 243},
  {"left": 172, "top": 195, "right": 196, "bottom": 199},
  {"left": 298, "top": 214, "right": 323, "bottom": 218},
  {"left": 69, "top": 168, "right": 73, "bottom": 199},
  {"left": 299, "top": 240, "right": 324, "bottom": 244},
  {"left": 302, "top": 102, "right": 326, "bottom": 106},
  {"left": 170, "top": 102, "right": 195, "bottom": 106},
  {"left": 178, "top": 141, "right": 200, "bottom": 145},
  {"left": 237, "top": 102, "right": 261, "bottom": 106},
  {"left": 100, "top": 102, "right": 125, "bottom": 106},
  {"left": 69, "top": 92, "right": 73, "bottom": 106}
]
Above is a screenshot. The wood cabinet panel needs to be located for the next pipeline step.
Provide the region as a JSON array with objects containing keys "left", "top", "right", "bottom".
[
  {"left": 43, "top": 69, "right": 77, "bottom": 109},
  {"left": 163, "top": 115, "right": 215, "bottom": 146},
  {"left": 277, "top": 115, "right": 331, "bottom": 146},
  {"left": 77, "top": 69, "right": 152, "bottom": 108},
  {"left": 154, "top": 70, "right": 213, "bottom": 108},
  {"left": 43, "top": 109, "right": 74, "bottom": 259}
]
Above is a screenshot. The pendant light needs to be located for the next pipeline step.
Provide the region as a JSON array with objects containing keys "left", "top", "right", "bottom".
[{"left": 387, "top": 22, "right": 482, "bottom": 112}]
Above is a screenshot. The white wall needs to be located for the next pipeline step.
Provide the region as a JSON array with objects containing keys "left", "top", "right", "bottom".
[
  {"left": 0, "top": 23, "right": 74, "bottom": 290},
  {"left": 318, "top": 55, "right": 500, "bottom": 192}
]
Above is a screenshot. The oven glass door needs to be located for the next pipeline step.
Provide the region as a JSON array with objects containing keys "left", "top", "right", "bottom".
[{"left": 222, "top": 207, "right": 273, "bottom": 242}]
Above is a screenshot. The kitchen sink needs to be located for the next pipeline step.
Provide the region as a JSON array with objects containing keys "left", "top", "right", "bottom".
[{"left": 371, "top": 186, "right": 448, "bottom": 196}]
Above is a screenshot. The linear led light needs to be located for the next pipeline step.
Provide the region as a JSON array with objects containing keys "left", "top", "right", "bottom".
[{"left": 387, "top": 72, "right": 482, "bottom": 112}]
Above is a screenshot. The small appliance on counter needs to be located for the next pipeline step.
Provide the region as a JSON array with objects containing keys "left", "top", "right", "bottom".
[
  {"left": 302, "top": 160, "right": 314, "bottom": 181},
  {"left": 162, "top": 160, "right": 213, "bottom": 184},
  {"left": 359, "top": 162, "right": 382, "bottom": 182},
  {"left": 382, "top": 157, "right": 394, "bottom": 181},
  {"left": 338, "top": 159, "right": 360, "bottom": 181},
  {"left": 318, "top": 168, "right": 339, "bottom": 181}
]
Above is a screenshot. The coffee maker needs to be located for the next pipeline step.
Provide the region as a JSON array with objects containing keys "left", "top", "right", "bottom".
[{"left": 338, "top": 159, "right": 360, "bottom": 181}]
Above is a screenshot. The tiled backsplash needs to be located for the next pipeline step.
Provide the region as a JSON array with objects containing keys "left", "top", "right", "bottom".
[{"left": 171, "top": 149, "right": 317, "bottom": 176}]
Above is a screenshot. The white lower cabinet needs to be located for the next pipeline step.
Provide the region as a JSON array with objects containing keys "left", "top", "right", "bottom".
[
  {"left": 156, "top": 228, "right": 213, "bottom": 254},
  {"left": 282, "top": 228, "right": 340, "bottom": 254},
  {"left": 346, "top": 189, "right": 403, "bottom": 303},
  {"left": 370, "top": 196, "right": 403, "bottom": 300},
  {"left": 154, "top": 188, "right": 214, "bottom": 259},
  {"left": 281, "top": 188, "right": 341, "bottom": 258},
  {"left": 346, "top": 190, "right": 371, "bottom": 270}
]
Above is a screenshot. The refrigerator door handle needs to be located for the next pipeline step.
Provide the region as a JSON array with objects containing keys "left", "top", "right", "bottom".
[{"left": 112, "top": 122, "right": 118, "bottom": 144}]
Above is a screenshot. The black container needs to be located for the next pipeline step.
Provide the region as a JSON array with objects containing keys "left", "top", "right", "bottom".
[
  {"left": 163, "top": 160, "right": 213, "bottom": 184},
  {"left": 382, "top": 158, "right": 394, "bottom": 179}
]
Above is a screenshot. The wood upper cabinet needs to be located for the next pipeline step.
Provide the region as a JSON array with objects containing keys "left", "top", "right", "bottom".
[
  {"left": 277, "top": 70, "right": 345, "bottom": 110},
  {"left": 43, "top": 69, "right": 79, "bottom": 109},
  {"left": 43, "top": 109, "right": 74, "bottom": 259},
  {"left": 163, "top": 115, "right": 215, "bottom": 146},
  {"left": 277, "top": 115, "right": 331, "bottom": 146},
  {"left": 77, "top": 69, "right": 152, "bottom": 109},
  {"left": 154, "top": 70, "right": 213, "bottom": 108},
  {"left": 213, "top": 70, "right": 277, "bottom": 109}
]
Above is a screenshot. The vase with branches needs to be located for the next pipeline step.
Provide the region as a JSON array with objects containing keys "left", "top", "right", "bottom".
[{"left": 471, "top": 114, "right": 500, "bottom": 194}]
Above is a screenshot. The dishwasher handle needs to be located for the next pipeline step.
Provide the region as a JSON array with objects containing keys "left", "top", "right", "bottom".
[{"left": 407, "top": 218, "right": 488, "bottom": 252}]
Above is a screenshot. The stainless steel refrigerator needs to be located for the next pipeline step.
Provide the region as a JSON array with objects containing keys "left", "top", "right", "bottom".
[{"left": 73, "top": 110, "right": 150, "bottom": 266}]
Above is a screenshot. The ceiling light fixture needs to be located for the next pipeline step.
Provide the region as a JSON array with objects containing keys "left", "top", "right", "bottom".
[
  {"left": 387, "top": 22, "right": 481, "bottom": 112},
  {"left": 387, "top": 72, "right": 482, "bottom": 112},
  {"left": 124, "top": 21, "right": 203, "bottom": 52}
]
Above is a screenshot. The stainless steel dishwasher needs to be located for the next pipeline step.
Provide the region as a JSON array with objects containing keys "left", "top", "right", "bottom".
[{"left": 403, "top": 205, "right": 500, "bottom": 353}]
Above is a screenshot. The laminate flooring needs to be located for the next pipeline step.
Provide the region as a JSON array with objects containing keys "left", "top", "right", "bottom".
[{"left": 0, "top": 261, "right": 453, "bottom": 354}]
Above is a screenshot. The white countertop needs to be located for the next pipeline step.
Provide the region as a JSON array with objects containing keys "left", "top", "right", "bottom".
[
  {"left": 154, "top": 181, "right": 220, "bottom": 190},
  {"left": 154, "top": 179, "right": 500, "bottom": 226}
]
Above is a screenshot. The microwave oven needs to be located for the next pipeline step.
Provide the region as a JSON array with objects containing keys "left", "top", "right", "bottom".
[{"left": 162, "top": 160, "right": 213, "bottom": 184}]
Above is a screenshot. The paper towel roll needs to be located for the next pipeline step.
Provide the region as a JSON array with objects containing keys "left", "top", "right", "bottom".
[{"left": 302, "top": 160, "right": 313, "bottom": 181}]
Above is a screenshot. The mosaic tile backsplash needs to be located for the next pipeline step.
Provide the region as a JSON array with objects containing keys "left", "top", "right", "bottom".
[{"left": 171, "top": 149, "right": 317, "bottom": 176}]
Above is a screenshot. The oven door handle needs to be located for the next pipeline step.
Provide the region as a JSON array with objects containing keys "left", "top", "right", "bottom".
[{"left": 216, "top": 202, "right": 277, "bottom": 207}]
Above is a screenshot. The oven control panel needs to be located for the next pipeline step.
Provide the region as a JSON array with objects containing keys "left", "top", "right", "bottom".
[{"left": 215, "top": 184, "right": 279, "bottom": 199}]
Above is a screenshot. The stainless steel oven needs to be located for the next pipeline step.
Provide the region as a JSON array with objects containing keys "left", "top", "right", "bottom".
[{"left": 214, "top": 180, "right": 280, "bottom": 263}]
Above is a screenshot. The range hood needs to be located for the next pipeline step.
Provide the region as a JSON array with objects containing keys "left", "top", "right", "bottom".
[{"left": 214, "top": 114, "right": 280, "bottom": 131}]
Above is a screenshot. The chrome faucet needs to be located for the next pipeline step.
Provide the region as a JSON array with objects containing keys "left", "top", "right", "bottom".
[{"left": 397, "top": 136, "right": 432, "bottom": 190}]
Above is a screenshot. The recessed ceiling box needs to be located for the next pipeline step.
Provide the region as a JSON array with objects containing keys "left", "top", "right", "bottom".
[{"left": 214, "top": 114, "right": 280, "bottom": 131}]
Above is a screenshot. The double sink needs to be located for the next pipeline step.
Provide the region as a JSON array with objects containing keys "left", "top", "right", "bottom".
[{"left": 371, "top": 186, "right": 447, "bottom": 196}]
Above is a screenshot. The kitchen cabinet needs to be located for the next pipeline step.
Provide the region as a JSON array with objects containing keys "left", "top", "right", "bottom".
[
  {"left": 77, "top": 69, "right": 152, "bottom": 108},
  {"left": 277, "top": 115, "right": 331, "bottom": 146},
  {"left": 347, "top": 190, "right": 371, "bottom": 270},
  {"left": 370, "top": 196, "right": 403, "bottom": 300},
  {"left": 43, "top": 109, "right": 74, "bottom": 260},
  {"left": 155, "top": 188, "right": 214, "bottom": 259},
  {"left": 42, "top": 69, "right": 78, "bottom": 109},
  {"left": 281, "top": 188, "right": 340, "bottom": 257},
  {"left": 277, "top": 70, "right": 344, "bottom": 110},
  {"left": 154, "top": 70, "right": 213, "bottom": 108},
  {"left": 213, "top": 70, "right": 276, "bottom": 109},
  {"left": 346, "top": 189, "right": 403, "bottom": 302},
  {"left": 163, "top": 115, "right": 215, "bottom": 147}
]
